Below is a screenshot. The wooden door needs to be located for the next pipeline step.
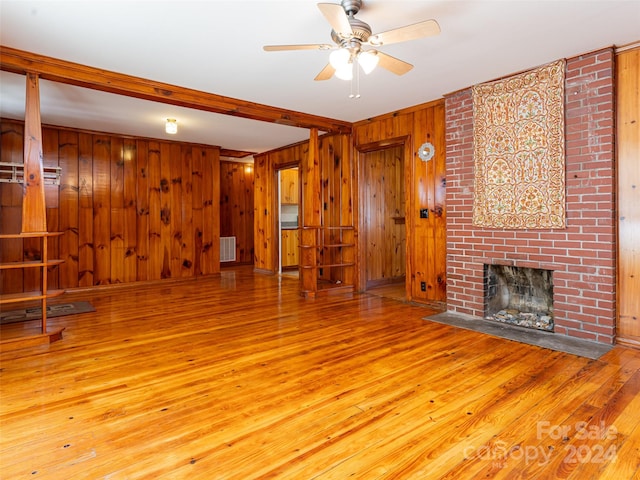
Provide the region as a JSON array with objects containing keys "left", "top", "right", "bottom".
[
  {"left": 363, "top": 146, "right": 406, "bottom": 287},
  {"left": 617, "top": 47, "right": 640, "bottom": 347}
]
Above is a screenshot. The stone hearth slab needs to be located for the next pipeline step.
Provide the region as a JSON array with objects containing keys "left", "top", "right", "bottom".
[{"left": 424, "top": 312, "right": 613, "bottom": 360}]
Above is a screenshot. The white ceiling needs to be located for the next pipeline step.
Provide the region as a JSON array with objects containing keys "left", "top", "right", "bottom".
[{"left": 1, "top": 0, "right": 639, "bottom": 159}]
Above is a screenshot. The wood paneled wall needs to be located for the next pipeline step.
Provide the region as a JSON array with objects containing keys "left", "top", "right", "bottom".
[
  {"left": 0, "top": 119, "right": 221, "bottom": 293},
  {"left": 220, "top": 161, "right": 254, "bottom": 264},
  {"left": 253, "top": 102, "right": 445, "bottom": 304},
  {"left": 353, "top": 100, "right": 447, "bottom": 303},
  {"left": 617, "top": 47, "right": 640, "bottom": 346},
  {"left": 253, "top": 133, "right": 353, "bottom": 278}
]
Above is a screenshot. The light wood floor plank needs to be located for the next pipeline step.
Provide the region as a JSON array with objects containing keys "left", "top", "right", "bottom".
[{"left": 1, "top": 266, "right": 639, "bottom": 479}]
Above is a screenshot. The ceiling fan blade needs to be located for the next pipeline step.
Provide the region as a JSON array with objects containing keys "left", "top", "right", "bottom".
[
  {"left": 263, "top": 44, "right": 332, "bottom": 52},
  {"left": 317, "top": 3, "right": 353, "bottom": 38},
  {"left": 368, "top": 19, "right": 440, "bottom": 46},
  {"left": 376, "top": 51, "right": 413, "bottom": 76},
  {"left": 314, "top": 63, "right": 336, "bottom": 81}
]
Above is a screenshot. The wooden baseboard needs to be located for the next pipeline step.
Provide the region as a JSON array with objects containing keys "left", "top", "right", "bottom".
[
  {"left": 0, "top": 327, "right": 65, "bottom": 353},
  {"left": 616, "top": 336, "right": 640, "bottom": 350}
]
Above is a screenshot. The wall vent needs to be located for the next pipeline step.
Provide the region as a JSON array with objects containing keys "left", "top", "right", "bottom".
[{"left": 220, "top": 236, "right": 236, "bottom": 262}]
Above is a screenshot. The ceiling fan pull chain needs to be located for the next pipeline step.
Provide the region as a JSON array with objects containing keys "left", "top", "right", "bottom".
[{"left": 349, "top": 61, "right": 361, "bottom": 99}]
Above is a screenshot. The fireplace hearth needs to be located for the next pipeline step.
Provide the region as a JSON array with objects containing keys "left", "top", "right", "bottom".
[{"left": 484, "top": 265, "right": 554, "bottom": 332}]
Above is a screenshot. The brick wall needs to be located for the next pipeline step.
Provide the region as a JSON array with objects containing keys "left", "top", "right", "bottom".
[{"left": 444, "top": 48, "right": 616, "bottom": 344}]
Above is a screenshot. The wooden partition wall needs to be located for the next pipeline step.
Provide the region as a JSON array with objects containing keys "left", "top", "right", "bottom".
[
  {"left": 353, "top": 99, "right": 447, "bottom": 303},
  {"left": 0, "top": 119, "right": 222, "bottom": 293},
  {"left": 253, "top": 132, "right": 353, "bottom": 290}
]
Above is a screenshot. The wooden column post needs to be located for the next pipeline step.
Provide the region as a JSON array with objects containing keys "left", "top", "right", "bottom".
[
  {"left": 300, "top": 128, "right": 321, "bottom": 297},
  {"left": 22, "top": 72, "right": 47, "bottom": 233}
]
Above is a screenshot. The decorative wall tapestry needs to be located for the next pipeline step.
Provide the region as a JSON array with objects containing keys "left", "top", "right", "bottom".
[{"left": 472, "top": 59, "right": 566, "bottom": 229}]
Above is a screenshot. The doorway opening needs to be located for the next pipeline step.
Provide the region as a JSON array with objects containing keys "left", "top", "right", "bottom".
[{"left": 278, "top": 166, "right": 300, "bottom": 277}]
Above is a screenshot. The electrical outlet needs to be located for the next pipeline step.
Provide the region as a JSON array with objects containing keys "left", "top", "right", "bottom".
[{"left": 420, "top": 281, "right": 426, "bottom": 292}]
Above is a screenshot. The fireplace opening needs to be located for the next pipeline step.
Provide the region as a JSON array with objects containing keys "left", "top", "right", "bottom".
[{"left": 484, "top": 265, "right": 554, "bottom": 331}]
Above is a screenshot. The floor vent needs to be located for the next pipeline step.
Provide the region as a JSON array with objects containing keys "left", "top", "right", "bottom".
[{"left": 220, "top": 236, "right": 236, "bottom": 262}]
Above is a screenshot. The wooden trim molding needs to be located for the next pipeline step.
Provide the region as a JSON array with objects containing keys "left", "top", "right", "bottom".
[{"left": 0, "top": 46, "right": 352, "bottom": 135}]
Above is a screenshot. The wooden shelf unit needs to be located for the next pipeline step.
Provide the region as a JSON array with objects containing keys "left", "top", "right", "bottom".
[
  {"left": 0, "top": 232, "right": 65, "bottom": 338},
  {"left": 298, "top": 226, "right": 355, "bottom": 296}
]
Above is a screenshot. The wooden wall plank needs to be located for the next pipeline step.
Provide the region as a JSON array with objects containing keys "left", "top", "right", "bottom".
[
  {"left": 201, "top": 147, "right": 213, "bottom": 275},
  {"left": 220, "top": 162, "right": 233, "bottom": 238},
  {"left": 201, "top": 148, "right": 219, "bottom": 274},
  {"left": 432, "top": 102, "right": 447, "bottom": 300},
  {"left": 110, "top": 137, "right": 124, "bottom": 284},
  {"left": 136, "top": 140, "right": 150, "bottom": 281},
  {"left": 253, "top": 153, "right": 269, "bottom": 271},
  {"left": 245, "top": 166, "right": 255, "bottom": 264},
  {"left": 340, "top": 134, "right": 354, "bottom": 286},
  {"left": 93, "top": 135, "right": 111, "bottom": 285},
  {"left": 170, "top": 144, "right": 182, "bottom": 278},
  {"left": 241, "top": 165, "right": 254, "bottom": 263},
  {"left": 211, "top": 148, "right": 221, "bottom": 273},
  {"left": 159, "top": 143, "right": 172, "bottom": 279},
  {"left": 148, "top": 141, "right": 162, "bottom": 280},
  {"left": 43, "top": 127, "right": 60, "bottom": 289},
  {"left": 123, "top": 139, "right": 137, "bottom": 283},
  {"left": 617, "top": 47, "right": 640, "bottom": 345},
  {"left": 181, "top": 147, "right": 194, "bottom": 276},
  {"left": 58, "top": 130, "right": 79, "bottom": 289},
  {"left": 191, "top": 147, "right": 204, "bottom": 276},
  {"left": 78, "top": 132, "right": 94, "bottom": 287}
]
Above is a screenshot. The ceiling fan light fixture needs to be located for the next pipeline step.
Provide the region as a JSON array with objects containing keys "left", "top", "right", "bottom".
[
  {"left": 329, "top": 47, "right": 351, "bottom": 70},
  {"left": 165, "top": 118, "right": 178, "bottom": 134},
  {"left": 334, "top": 63, "right": 353, "bottom": 81},
  {"left": 358, "top": 50, "right": 379, "bottom": 74}
]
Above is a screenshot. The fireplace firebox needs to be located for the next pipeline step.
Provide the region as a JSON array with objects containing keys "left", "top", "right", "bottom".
[{"left": 484, "top": 265, "right": 554, "bottom": 331}]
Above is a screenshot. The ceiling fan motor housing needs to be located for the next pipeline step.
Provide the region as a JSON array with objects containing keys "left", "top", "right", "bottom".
[{"left": 331, "top": 17, "right": 372, "bottom": 45}]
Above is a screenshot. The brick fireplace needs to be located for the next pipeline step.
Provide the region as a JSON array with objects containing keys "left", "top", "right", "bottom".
[{"left": 444, "top": 48, "right": 616, "bottom": 345}]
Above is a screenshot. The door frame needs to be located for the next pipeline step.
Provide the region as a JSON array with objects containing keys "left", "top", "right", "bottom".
[
  {"left": 275, "top": 166, "right": 302, "bottom": 274},
  {"left": 274, "top": 163, "right": 301, "bottom": 274},
  {"left": 354, "top": 135, "right": 412, "bottom": 298}
]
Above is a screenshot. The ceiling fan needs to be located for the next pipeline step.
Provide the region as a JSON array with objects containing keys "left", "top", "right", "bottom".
[{"left": 263, "top": 0, "right": 440, "bottom": 82}]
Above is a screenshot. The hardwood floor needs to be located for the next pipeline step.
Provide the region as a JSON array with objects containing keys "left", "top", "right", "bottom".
[
  {"left": 366, "top": 282, "right": 407, "bottom": 302},
  {"left": 1, "top": 266, "right": 639, "bottom": 479}
]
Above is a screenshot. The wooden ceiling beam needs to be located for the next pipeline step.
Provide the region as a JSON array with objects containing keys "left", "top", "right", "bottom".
[{"left": 0, "top": 46, "right": 352, "bottom": 135}]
